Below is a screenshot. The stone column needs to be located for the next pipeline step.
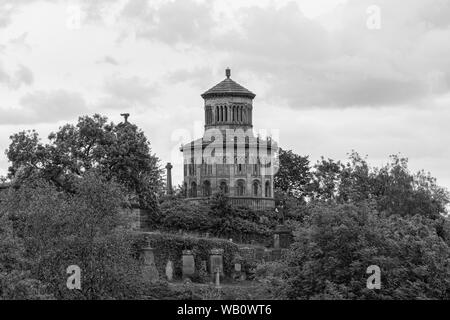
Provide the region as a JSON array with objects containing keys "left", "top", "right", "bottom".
[
  {"left": 182, "top": 250, "right": 195, "bottom": 279},
  {"left": 165, "top": 162, "right": 173, "bottom": 195}
]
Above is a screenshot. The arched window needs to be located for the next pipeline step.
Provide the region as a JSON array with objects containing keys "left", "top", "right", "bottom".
[
  {"left": 203, "top": 180, "right": 211, "bottom": 197},
  {"left": 252, "top": 180, "right": 260, "bottom": 197},
  {"left": 265, "top": 181, "right": 271, "bottom": 197},
  {"left": 190, "top": 182, "right": 197, "bottom": 198},
  {"left": 236, "top": 180, "right": 245, "bottom": 196},
  {"left": 219, "top": 181, "right": 228, "bottom": 194}
]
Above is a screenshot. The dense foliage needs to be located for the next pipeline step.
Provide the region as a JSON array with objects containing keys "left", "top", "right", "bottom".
[
  {"left": 157, "top": 193, "right": 278, "bottom": 245},
  {"left": 276, "top": 150, "right": 449, "bottom": 220},
  {"left": 268, "top": 150, "right": 450, "bottom": 299},
  {"left": 0, "top": 172, "right": 155, "bottom": 299},
  {"left": 6, "top": 114, "right": 163, "bottom": 213},
  {"left": 282, "top": 201, "right": 450, "bottom": 299},
  {"left": 2, "top": 112, "right": 450, "bottom": 300}
]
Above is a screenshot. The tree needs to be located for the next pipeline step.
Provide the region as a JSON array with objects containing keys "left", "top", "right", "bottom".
[
  {"left": 0, "top": 194, "right": 52, "bottom": 299},
  {"left": 6, "top": 114, "right": 163, "bottom": 214},
  {"left": 1, "top": 171, "right": 151, "bottom": 299},
  {"left": 309, "top": 152, "right": 449, "bottom": 219},
  {"left": 274, "top": 148, "right": 311, "bottom": 201},
  {"left": 283, "top": 201, "right": 450, "bottom": 300},
  {"left": 309, "top": 157, "right": 343, "bottom": 201}
]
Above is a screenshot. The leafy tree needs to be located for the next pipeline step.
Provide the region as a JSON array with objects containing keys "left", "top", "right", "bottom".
[
  {"left": 283, "top": 202, "right": 450, "bottom": 299},
  {"left": 274, "top": 148, "right": 311, "bottom": 201},
  {"left": 372, "top": 155, "right": 449, "bottom": 219},
  {"left": 309, "top": 157, "right": 343, "bottom": 201},
  {"left": 309, "top": 152, "right": 449, "bottom": 219},
  {"left": 6, "top": 114, "right": 163, "bottom": 215},
  {"left": 0, "top": 196, "right": 51, "bottom": 299},
  {"left": 1, "top": 172, "right": 151, "bottom": 299}
]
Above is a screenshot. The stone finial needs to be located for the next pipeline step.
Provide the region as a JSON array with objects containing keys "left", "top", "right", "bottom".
[
  {"left": 120, "top": 113, "right": 130, "bottom": 123},
  {"left": 226, "top": 68, "right": 231, "bottom": 78}
]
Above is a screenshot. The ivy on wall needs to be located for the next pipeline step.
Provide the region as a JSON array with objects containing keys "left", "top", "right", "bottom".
[{"left": 135, "top": 232, "right": 239, "bottom": 280}]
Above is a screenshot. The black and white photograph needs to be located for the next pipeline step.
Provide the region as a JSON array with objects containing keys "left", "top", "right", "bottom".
[{"left": 1, "top": 0, "right": 450, "bottom": 312}]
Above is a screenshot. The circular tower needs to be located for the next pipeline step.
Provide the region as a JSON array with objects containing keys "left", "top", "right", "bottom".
[{"left": 181, "top": 68, "right": 276, "bottom": 211}]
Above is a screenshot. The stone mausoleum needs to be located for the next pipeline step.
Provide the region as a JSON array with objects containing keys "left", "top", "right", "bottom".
[{"left": 180, "top": 68, "right": 277, "bottom": 210}]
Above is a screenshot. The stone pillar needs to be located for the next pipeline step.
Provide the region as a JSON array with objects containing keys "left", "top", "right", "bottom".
[
  {"left": 209, "top": 249, "right": 224, "bottom": 279},
  {"left": 182, "top": 250, "right": 195, "bottom": 279},
  {"left": 165, "top": 162, "right": 173, "bottom": 195},
  {"left": 141, "top": 247, "right": 159, "bottom": 281}
]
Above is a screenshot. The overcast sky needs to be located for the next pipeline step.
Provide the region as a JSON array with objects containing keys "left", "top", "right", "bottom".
[{"left": 1, "top": 0, "right": 450, "bottom": 188}]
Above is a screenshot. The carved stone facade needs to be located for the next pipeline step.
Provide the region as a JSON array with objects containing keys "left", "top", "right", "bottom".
[{"left": 181, "top": 69, "right": 276, "bottom": 210}]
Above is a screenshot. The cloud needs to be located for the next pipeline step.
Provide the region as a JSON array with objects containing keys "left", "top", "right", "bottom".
[
  {"left": 165, "top": 67, "right": 215, "bottom": 88},
  {"left": 14, "top": 64, "right": 34, "bottom": 86},
  {"left": 117, "top": 0, "right": 450, "bottom": 109},
  {"left": 97, "top": 55, "right": 119, "bottom": 66},
  {"left": 102, "top": 75, "right": 158, "bottom": 106},
  {"left": 0, "top": 2, "right": 15, "bottom": 27},
  {"left": 0, "top": 89, "right": 88, "bottom": 125},
  {"left": 120, "top": 0, "right": 215, "bottom": 45},
  {"left": 0, "top": 62, "right": 34, "bottom": 89},
  {"left": 8, "top": 32, "right": 32, "bottom": 51}
]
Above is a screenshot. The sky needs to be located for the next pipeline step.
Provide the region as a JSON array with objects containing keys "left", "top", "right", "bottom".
[{"left": 0, "top": 0, "right": 450, "bottom": 189}]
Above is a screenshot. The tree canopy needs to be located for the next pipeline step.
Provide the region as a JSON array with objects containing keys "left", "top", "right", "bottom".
[
  {"left": 6, "top": 114, "right": 163, "bottom": 212},
  {"left": 283, "top": 201, "right": 450, "bottom": 299}
]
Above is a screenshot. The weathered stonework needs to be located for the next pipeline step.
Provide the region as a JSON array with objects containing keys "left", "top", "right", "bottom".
[{"left": 181, "top": 69, "right": 277, "bottom": 211}]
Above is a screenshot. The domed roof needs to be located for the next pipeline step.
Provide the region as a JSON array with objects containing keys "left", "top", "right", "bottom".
[{"left": 201, "top": 68, "right": 256, "bottom": 99}]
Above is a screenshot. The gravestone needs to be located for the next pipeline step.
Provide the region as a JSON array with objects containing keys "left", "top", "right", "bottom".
[
  {"left": 182, "top": 250, "right": 195, "bottom": 279},
  {"left": 273, "top": 225, "right": 293, "bottom": 249},
  {"left": 273, "top": 234, "right": 280, "bottom": 249},
  {"left": 165, "top": 260, "right": 173, "bottom": 282},
  {"left": 141, "top": 247, "right": 159, "bottom": 281},
  {"left": 209, "top": 249, "right": 224, "bottom": 278},
  {"left": 255, "top": 247, "right": 265, "bottom": 261},
  {"left": 239, "top": 247, "right": 255, "bottom": 261},
  {"left": 234, "top": 263, "right": 241, "bottom": 272}
]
